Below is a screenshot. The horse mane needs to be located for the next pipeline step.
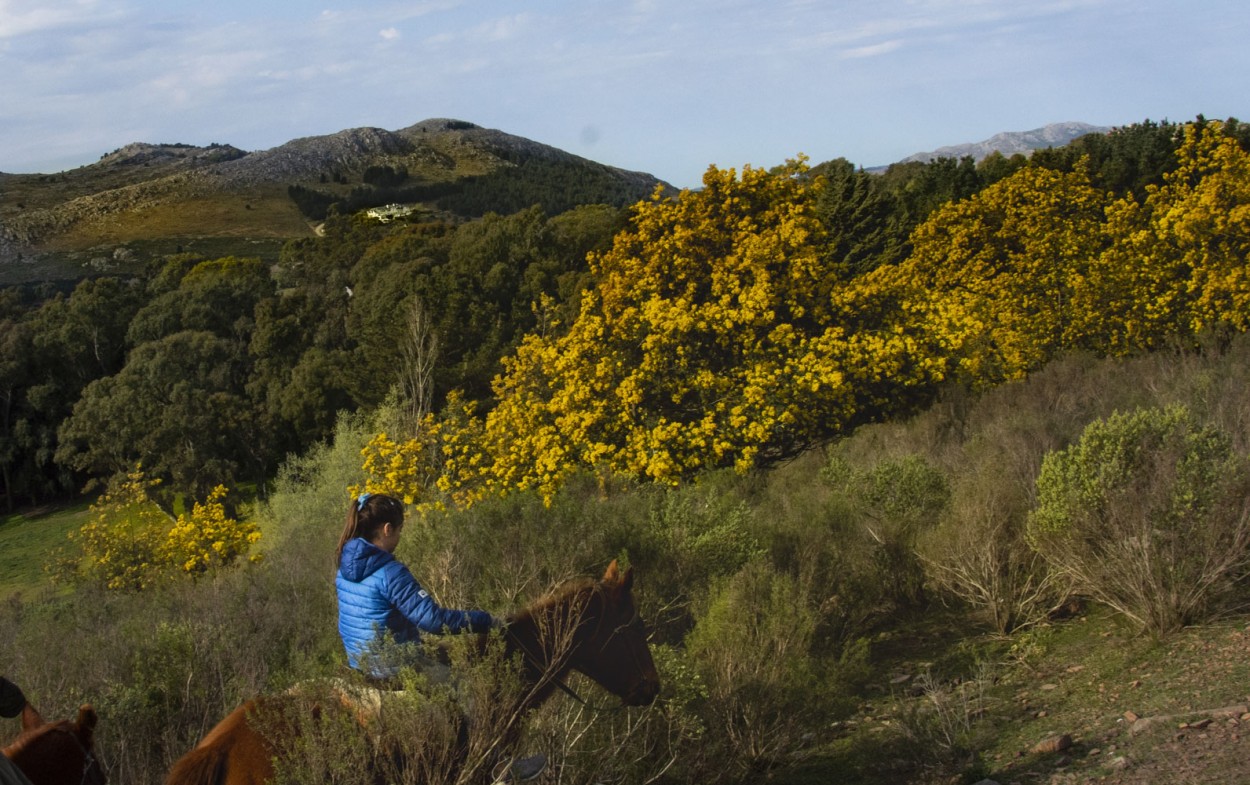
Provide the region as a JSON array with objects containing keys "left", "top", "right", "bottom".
[
  {"left": 3, "top": 721, "right": 49, "bottom": 758},
  {"left": 504, "top": 575, "right": 599, "bottom": 628},
  {"left": 162, "top": 744, "right": 228, "bottom": 785},
  {"left": 3, "top": 716, "right": 78, "bottom": 757}
]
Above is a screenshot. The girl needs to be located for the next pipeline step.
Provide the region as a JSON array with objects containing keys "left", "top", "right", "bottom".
[
  {"left": 335, "top": 494, "right": 548, "bottom": 782},
  {"left": 335, "top": 492, "right": 495, "bottom": 680}
]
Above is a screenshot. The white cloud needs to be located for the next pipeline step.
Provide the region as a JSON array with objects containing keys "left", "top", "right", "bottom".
[
  {"left": 470, "top": 12, "right": 531, "bottom": 43},
  {"left": 0, "top": 0, "right": 115, "bottom": 38},
  {"left": 840, "top": 39, "right": 903, "bottom": 60},
  {"left": 379, "top": 26, "right": 400, "bottom": 40}
]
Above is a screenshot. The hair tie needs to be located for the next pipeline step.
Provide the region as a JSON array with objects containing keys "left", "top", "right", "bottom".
[{"left": 356, "top": 492, "right": 372, "bottom": 511}]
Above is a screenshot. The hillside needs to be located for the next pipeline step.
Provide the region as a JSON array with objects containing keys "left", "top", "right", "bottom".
[
  {"left": 0, "top": 118, "right": 1121, "bottom": 286},
  {"left": 2, "top": 115, "right": 1248, "bottom": 784},
  {"left": 0, "top": 119, "right": 670, "bottom": 284}
]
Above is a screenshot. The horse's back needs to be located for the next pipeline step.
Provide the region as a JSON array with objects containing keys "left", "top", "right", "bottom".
[{"left": 164, "top": 700, "right": 273, "bottom": 785}]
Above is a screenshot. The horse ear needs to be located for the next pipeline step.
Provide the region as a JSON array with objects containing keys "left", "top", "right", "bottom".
[
  {"left": 602, "top": 559, "right": 621, "bottom": 584},
  {"left": 20, "top": 703, "right": 43, "bottom": 732},
  {"left": 76, "top": 705, "right": 98, "bottom": 739},
  {"left": 602, "top": 560, "right": 635, "bottom": 592}
]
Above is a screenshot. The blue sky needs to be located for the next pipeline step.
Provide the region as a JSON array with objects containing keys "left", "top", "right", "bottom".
[{"left": 1, "top": 0, "right": 1246, "bottom": 189}]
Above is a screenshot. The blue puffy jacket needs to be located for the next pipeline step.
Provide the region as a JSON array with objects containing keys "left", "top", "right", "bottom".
[{"left": 336, "top": 537, "right": 493, "bottom": 673}]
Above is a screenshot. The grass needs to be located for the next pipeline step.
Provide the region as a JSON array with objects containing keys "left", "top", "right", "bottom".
[
  {"left": 47, "top": 187, "right": 314, "bottom": 250},
  {"left": 0, "top": 501, "right": 91, "bottom": 598}
]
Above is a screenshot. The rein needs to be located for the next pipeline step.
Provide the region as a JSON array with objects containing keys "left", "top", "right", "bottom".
[{"left": 503, "top": 586, "right": 641, "bottom": 714}]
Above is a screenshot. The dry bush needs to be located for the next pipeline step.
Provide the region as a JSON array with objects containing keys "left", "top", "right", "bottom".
[
  {"left": 893, "top": 664, "right": 995, "bottom": 775},
  {"left": 919, "top": 423, "right": 1065, "bottom": 634},
  {"left": 523, "top": 652, "right": 696, "bottom": 785}
]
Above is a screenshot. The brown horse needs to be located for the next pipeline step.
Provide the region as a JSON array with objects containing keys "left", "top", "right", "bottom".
[
  {"left": 164, "top": 559, "right": 660, "bottom": 785},
  {"left": 3, "top": 701, "right": 106, "bottom": 785}
]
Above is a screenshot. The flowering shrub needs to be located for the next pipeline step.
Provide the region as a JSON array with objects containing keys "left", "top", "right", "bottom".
[
  {"left": 358, "top": 123, "right": 1250, "bottom": 511},
  {"left": 163, "top": 485, "right": 262, "bottom": 575},
  {"left": 53, "top": 467, "right": 260, "bottom": 590}
]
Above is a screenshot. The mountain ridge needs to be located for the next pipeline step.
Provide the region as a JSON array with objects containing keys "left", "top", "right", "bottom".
[
  {"left": 893, "top": 121, "right": 1112, "bottom": 165},
  {"left": 0, "top": 118, "right": 1111, "bottom": 283}
]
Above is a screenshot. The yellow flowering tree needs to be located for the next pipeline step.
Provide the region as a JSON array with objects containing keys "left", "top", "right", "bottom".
[
  {"left": 362, "top": 159, "right": 956, "bottom": 504},
  {"left": 358, "top": 432, "right": 432, "bottom": 505},
  {"left": 162, "top": 485, "right": 262, "bottom": 575},
  {"left": 56, "top": 467, "right": 169, "bottom": 591},
  {"left": 1082, "top": 121, "right": 1250, "bottom": 348},
  {"left": 474, "top": 159, "right": 858, "bottom": 497},
  {"left": 867, "top": 164, "right": 1110, "bottom": 385},
  {"left": 356, "top": 391, "right": 488, "bottom": 508},
  {"left": 358, "top": 123, "right": 1250, "bottom": 507}
]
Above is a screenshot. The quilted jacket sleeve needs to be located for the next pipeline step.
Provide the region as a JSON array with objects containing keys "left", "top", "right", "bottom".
[{"left": 382, "top": 561, "right": 494, "bottom": 634}]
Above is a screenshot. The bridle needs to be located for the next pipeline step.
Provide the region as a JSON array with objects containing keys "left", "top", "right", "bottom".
[{"left": 45, "top": 725, "right": 102, "bottom": 785}]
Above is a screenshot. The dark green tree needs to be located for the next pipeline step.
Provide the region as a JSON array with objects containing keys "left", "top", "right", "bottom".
[
  {"left": 56, "top": 330, "right": 257, "bottom": 502},
  {"left": 1, "top": 278, "right": 145, "bottom": 504},
  {"left": 127, "top": 256, "right": 270, "bottom": 345},
  {"left": 0, "top": 305, "right": 34, "bottom": 510},
  {"left": 809, "top": 158, "right": 906, "bottom": 275},
  {"left": 1031, "top": 118, "right": 1183, "bottom": 197}
]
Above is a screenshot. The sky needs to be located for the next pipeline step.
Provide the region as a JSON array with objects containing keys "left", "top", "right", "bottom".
[{"left": 1, "top": 0, "right": 1247, "bottom": 190}]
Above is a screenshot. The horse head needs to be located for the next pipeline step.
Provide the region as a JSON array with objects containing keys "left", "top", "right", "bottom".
[
  {"left": 5, "top": 703, "right": 106, "bottom": 785},
  {"left": 506, "top": 559, "right": 660, "bottom": 708},
  {"left": 574, "top": 560, "right": 661, "bottom": 706}
]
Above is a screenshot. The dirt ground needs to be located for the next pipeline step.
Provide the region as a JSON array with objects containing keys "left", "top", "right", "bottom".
[
  {"left": 984, "top": 623, "right": 1250, "bottom": 785},
  {"left": 1083, "top": 717, "right": 1250, "bottom": 785}
]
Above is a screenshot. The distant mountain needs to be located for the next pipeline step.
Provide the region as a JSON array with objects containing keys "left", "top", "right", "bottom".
[
  {"left": 0, "top": 119, "right": 670, "bottom": 283},
  {"left": 892, "top": 122, "right": 1112, "bottom": 166}
]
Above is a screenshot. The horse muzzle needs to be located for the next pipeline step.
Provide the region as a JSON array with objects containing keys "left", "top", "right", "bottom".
[{"left": 623, "top": 674, "right": 661, "bottom": 706}]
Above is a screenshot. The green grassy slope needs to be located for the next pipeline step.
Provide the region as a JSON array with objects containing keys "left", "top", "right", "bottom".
[{"left": 0, "top": 503, "right": 90, "bottom": 597}]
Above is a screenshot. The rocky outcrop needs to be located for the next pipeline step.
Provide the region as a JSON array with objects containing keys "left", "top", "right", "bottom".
[
  {"left": 210, "top": 127, "right": 416, "bottom": 187},
  {"left": 95, "top": 142, "right": 246, "bottom": 169}
]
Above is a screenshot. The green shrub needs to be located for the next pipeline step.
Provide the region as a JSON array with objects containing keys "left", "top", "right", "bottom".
[
  {"left": 685, "top": 559, "right": 857, "bottom": 779},
  {"left": 261, "top": 410, "right": 375, "bottom": 551},
  {"left": 823, "top": 453, "right": 950, "bottom": 607},
  {"left": 641, "top": 482, "right": 763, "bottom": 593},
  {"left": 1028, "top": 404, "right": 1250, "bottom": 635}
]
